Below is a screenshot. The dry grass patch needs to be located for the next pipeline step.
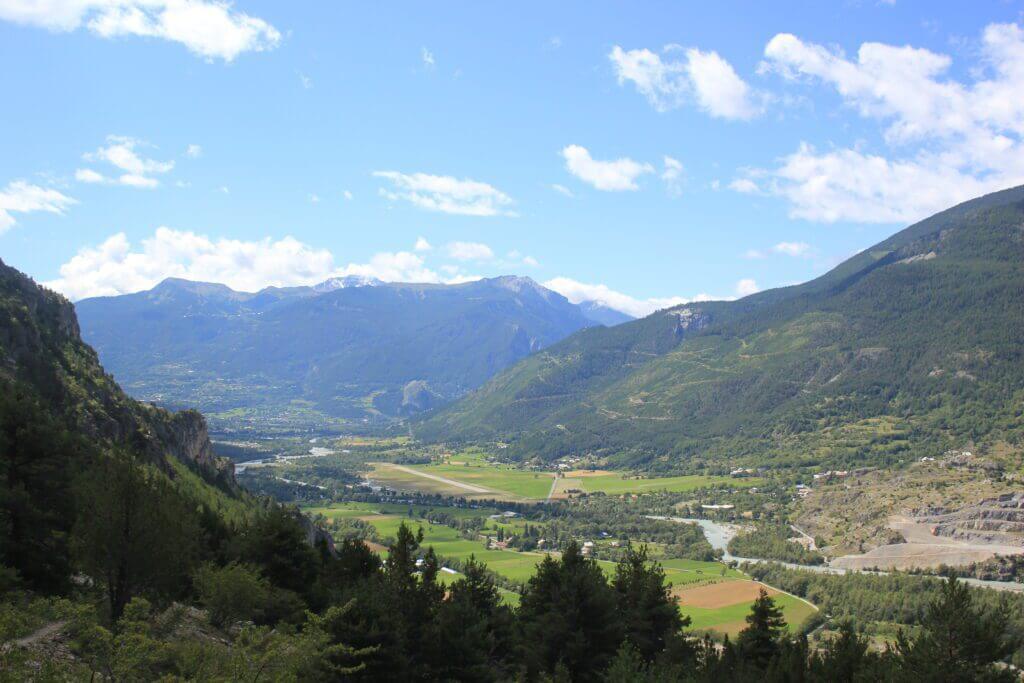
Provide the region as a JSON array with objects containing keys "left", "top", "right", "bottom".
[{"left": 674, "top": 580, "right": 776, "bottom": 609}]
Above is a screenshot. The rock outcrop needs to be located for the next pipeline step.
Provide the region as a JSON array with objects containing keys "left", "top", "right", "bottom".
[{"left": 0, "top": 257, "right": 235, "bottom": 490}]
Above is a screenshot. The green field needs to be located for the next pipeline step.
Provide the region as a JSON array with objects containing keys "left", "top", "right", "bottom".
[
  {"left": 306, "top": 503, "right": 814, "bottom": 634},
  {"left": 681, "top": 593, "right": 817, "bottom": 637},
  {"left": 369, "top": 460, "right": 760, "bottom": 501},
  {"left": 573, "top": 473, "right": 761, "bottom": 495},
  {"left": 368, "top": 462, "right": 555, "bottom": 501}
]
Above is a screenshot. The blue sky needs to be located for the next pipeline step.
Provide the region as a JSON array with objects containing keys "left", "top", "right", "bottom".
[{"left": 2, "top": 1, "right": 1023, "bottom": 316}]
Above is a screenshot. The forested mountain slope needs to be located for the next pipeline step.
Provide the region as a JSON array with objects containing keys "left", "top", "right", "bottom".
[
  {"left": 0, "top": 258, "right": 235, "bottom": 490},
  {"left": 76, "top": 275, "right": 622, "bottom": 426},
  {"left": 418, "top": 186, "right": 1024, "bottom": 471}
]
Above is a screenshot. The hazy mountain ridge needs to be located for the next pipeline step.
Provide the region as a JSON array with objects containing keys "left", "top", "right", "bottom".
[
  {"left": 76, "top": 275, "right": 632, "bottom": 428},
  {"left": 418, "top": 185, "right": 1024, "bottom": 470}
]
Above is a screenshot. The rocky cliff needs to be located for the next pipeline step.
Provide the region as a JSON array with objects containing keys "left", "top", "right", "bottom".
[{"left": 0, "top": 258, "right": 235, "bottom": 490}]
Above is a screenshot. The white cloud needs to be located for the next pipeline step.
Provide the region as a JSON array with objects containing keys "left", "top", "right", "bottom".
[
  {"left": 44, "top": 227, "right": 443, "bottom": 300},
  {"left": 308, "top": 193, "right": 320, "bottom": 203},
  {"left": 298, "top": 72, "right": 312, "bottom": 89},
  {"left": 414, "top": 236, "right": 432, "bottom": 252},
  {"left": 735, "top": 278, "right": 760, "bottom": 296},
  {"left": 561, "top": 145, "right": 653, "bottom": 191},
  {"left": 374, "top": 170, "right": 515, "bottom": 216},
  {"left": 75, "top": 168, "right": 106, "bottom": 184},
  {"left": 544, "top": 276, "right": 716, "bottom": 318},
  {"left": 185, "top": 143, "right": 202, "bottom": 158},
  {"left": 773, "top": 241, "right": 811, "bottom": 257},
  {"left": 729, "top": 178, "right": 760, "bottom": 194},
  {"left": 753, "top": 23, "right": 1024, "bottom": 223},
  {"left": 661, "top": 155, "right": 684, "bottom": 196},
  {"left": 343, "top": 190, "right": 353, "bottom": 200},
  {"left": 522, "top": 255, "right": 539, "bottom": 267},
  {"left": 609, "top": 45, "right": 762, "bottom": 119},
  {"left": 79, "top": 135, "right": 174, "bottom": 189},
  {"left": 0, "top": 180, "right": 77, "bottom": 234},
  {"left": 0, "top": 0, "right": 281, "bottom": 61},
  {"left": 745, "top": 242, "right": 811, "bottom": 259},
  {"left": 550, "top": 183, "right": 575, "bottom": 197},
  {"left": 421, "top": 47, "right": 435, "bottom": 68},
  {"left": 446, "top": 241, "right": 494, "bottom": 261},
  {"left": 685, "top": 48, "right": 761, "bottom": 120},
  {"left": 767, "top": 144, "right": 995, "bottom": 223}
]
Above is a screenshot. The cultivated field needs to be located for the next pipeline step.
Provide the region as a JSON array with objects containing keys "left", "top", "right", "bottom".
[
  {"left": 673, "top": 580, "right": 817, "bottom": 637},
  {"left": 368, "top": 462, "right": 555, "bottom": 501},
  {"left": 306, "top": 502, "right": 816, "bottom": 636},
  {"left": 368, "top": 461, "right": 760, "bottom": 501}
]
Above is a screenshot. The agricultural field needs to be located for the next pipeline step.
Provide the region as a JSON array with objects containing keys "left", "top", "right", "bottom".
[
  {"left": 556, "top": 470, "right": 760, "bottom": 496},
  {"left": 368, "top": 461, "right": 555, "bottom": 501},
  {"left": 673, "top": 580, "right": 817, "bottom": 637},
  {"left": 368, "top": 460, "right": 761, "bottom": 502},
  {"left": 305, "top": 502, "right": 816, "bottom": 636}
]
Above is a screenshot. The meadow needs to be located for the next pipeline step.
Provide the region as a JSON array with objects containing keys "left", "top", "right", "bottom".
[{"left": 368, "top": 460, "right": 760, "bottom": 501}]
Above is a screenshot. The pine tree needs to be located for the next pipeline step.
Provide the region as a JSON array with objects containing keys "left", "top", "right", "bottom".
[
  {"left": 518, "top": 542, "right": 624, "bottom": 681},
  {"left": 612, "top": 545, "right": 691, "bottom": 663},
  {"left": 735, "top": 587, "right": 787, "bottom": 670},
  {"left": 895, "top": 575, "right": 1015, "bottom": 682}
]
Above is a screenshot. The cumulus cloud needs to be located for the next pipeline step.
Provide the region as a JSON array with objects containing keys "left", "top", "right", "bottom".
[
  {"left": 446, "top": 241, "right": 494, "bottom": 261},
  {"left": 735, "top": 278, "right": 760, "bottom": 297},
  {"left": 0, "top": 0, "right": 281, "bottom": 61},
  {"left": 374, "top": 171, "right": 515, "bottom": 216},
  {"left": 561, "top": 145, "right": 653, "bottom": 191},
  {"left": 751, "top": 23, "right": 1024, "bottom": 223},
  {"left": 414, "top": 236, "right": 432, "bottom": 251},
  {"left": 45, "top": 227, "right": 443, "bottom": 300},
  {"left": 661, "top": 156, "right": 684, "bottom": 196},
  {"left": 544, "top": 276, "right": 716, "bottom": 318},
  {"left": 550, "top": 183, "right": 575, "bottom": 197},
  {"left": 728, "top": 178, "right": 761, "bottom": 194},
  {"left": 772, "top": 241, "right": 811, "bottom": 257},
  {"left": 77, "top": 135, "right": 175, "bottom": 189},
  {"left": 421, "top": 47, "right": 435, "bottom": 68},
  {"left": 185, "top": 143, "right": 202, "bottom": 158},
  {"left": 0, "top": 180, "right": 77, "bottom": 233},
  {"left": 609, "top": 45, "right": 762, "bottom": 119}
]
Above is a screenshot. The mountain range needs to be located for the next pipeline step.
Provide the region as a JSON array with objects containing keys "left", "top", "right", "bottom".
[
  {"left": 417, "top": 185, "right": 1024, "bottom": 471},
  {"left": 75, "top": 275, "right": 631, "bottom": 431},
  {"left": 0, "top": 256, "right": 237, "bottom": 496}
]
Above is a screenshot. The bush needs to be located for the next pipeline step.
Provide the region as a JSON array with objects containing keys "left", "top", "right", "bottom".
[{"left": 193, "top": 562, "right": 270, "bottom": 628}]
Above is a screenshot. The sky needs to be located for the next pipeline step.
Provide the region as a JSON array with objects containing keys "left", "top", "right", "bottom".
[{"left": 2, "top": 1, "right": 1024, "bottom": 317}]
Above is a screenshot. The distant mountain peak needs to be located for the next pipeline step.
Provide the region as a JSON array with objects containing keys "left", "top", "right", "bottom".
[
  {"left": 151, "top": 278, "right": 241, "bottom": 299},
  {"left": 313, "top": 275, "right": 382, "bottom": 292},
  {"left": 489, "top": 275, "right": 548, "bottom": 295}
]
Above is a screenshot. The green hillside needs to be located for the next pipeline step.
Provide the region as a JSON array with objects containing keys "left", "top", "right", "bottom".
[{"left": 418, "top": 186, "right": 1024, "bottom": 470}]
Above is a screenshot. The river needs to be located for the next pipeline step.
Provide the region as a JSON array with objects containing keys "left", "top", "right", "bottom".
[{"left": 650, "top": 515, "right": 1024, "bottom": 594}]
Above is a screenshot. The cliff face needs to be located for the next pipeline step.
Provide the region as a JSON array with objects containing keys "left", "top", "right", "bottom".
[{"left": 0, "top": 258, "right": 235, "bottom": 490}]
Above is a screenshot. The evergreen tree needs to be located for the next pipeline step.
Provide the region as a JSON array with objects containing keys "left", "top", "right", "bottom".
[
  {"left": 0, "top": 385, "right": 82, "bottom": 594},
  {"left": 612, "top": 545, "right": 691, "bottom": 663},
  {"left": 735, "top": 588, "right": 787, "bottom": 670},
  {"left": 895, "top": 575, "right": 1016, "bottom": 682},
  {"left": 518, "top": 542, "right": 624, "bottom": 681},
  {"left": 71, "top": 449, "right": 200, "bottom": 621}
]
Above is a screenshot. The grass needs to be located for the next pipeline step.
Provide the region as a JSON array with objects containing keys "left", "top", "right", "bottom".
[
  {"left": 305, "top": 504, "right": 815, "bottom": 629},
  {"left": 368, "top": 462, "right": 554, "bottom": 501},
  {"left": 573, "top": 473, "right": 762, "bottom": 495},
  {"left": 369, "top": 459, "right": 760, "bottom": 502},
  {"left": 681, "top": 592, "right": 815, "bottom": 636}
]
